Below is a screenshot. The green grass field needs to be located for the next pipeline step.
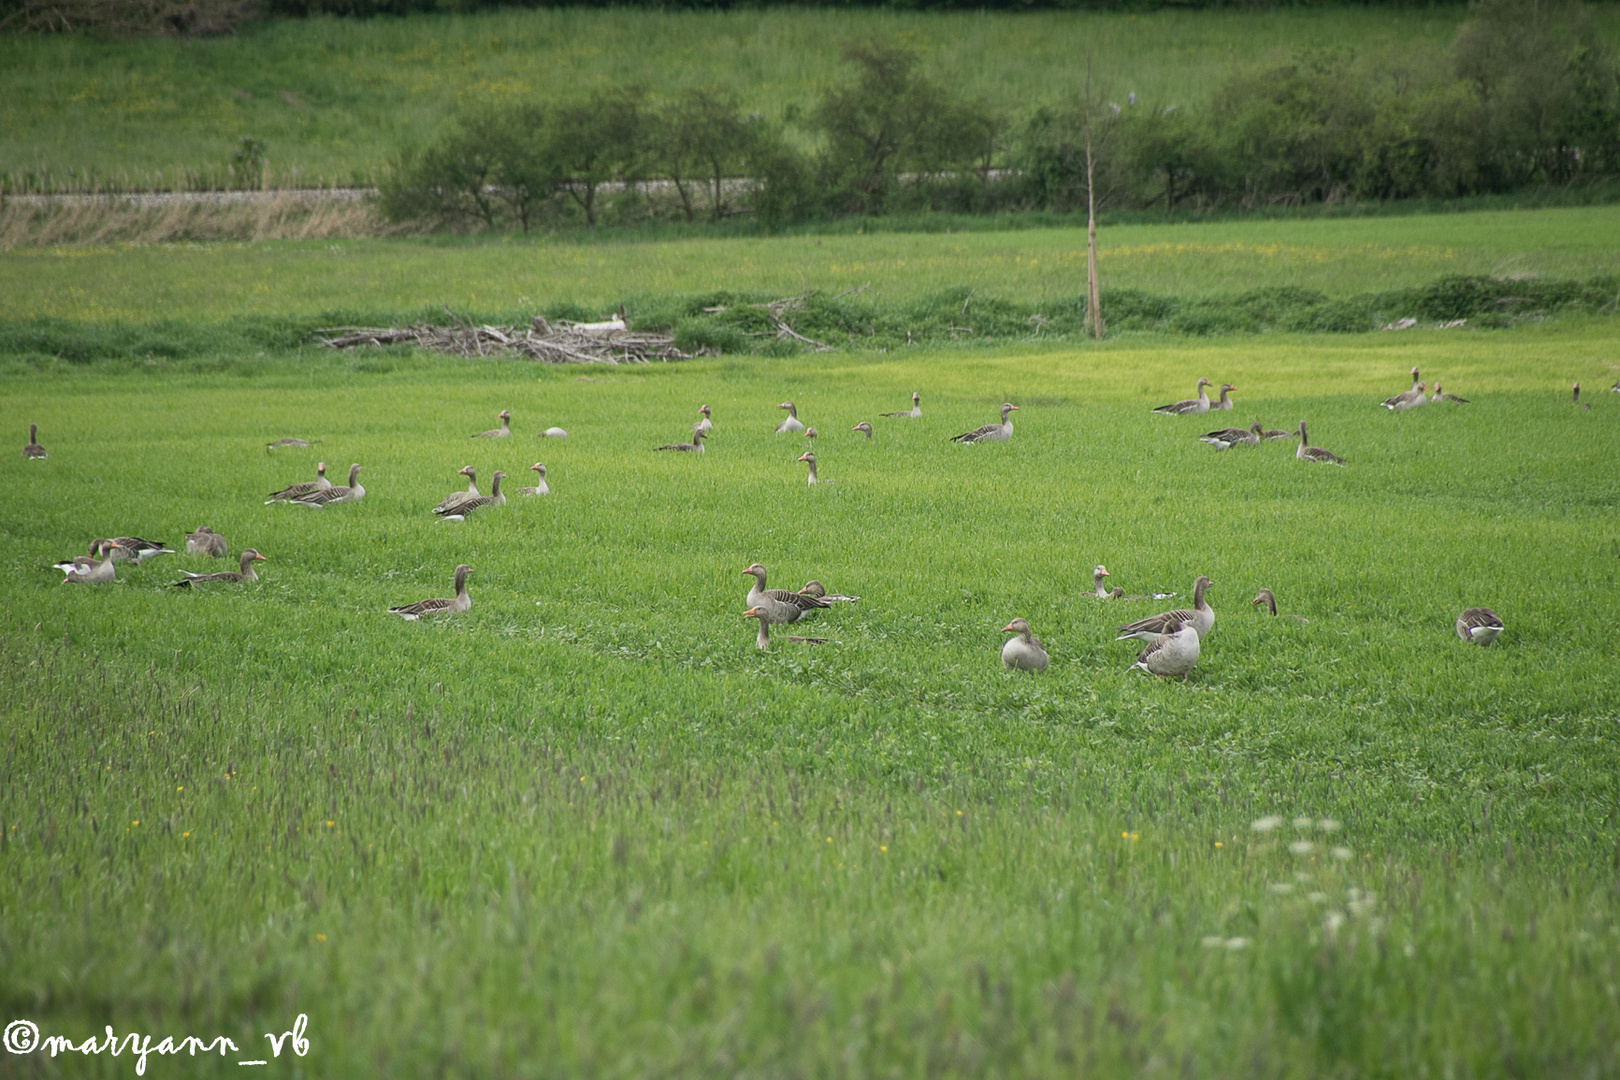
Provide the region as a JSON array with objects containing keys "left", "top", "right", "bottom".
[
  {"left": 6, "top": 6, "right": 1552, "bottom": 188},
  {"left": 3, "top": 305, "right": 1620, "bottom": 1074}
]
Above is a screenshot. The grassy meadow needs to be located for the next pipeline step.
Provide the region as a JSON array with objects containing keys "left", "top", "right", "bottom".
[
  {"left": 3, "top": 307, "right": 1620, "bottom": 1074},
  {"left": 3, "top": 6, "right": 1557, "bottom": 189}
]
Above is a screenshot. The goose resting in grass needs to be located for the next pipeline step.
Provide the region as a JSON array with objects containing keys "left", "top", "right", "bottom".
[
  {"left": 1456, "top": 607, "right": 1503, "bottom": 646},
  {"left": 1000, "top": 619, "right": 1049, "bottom": 671},
  {"left": 56, "top": 544, "right": 119, "bottom": 584},
  {"left": 852, "top": 422, "right": 874, "bottom": 439},
  {"left": 292, "top": 464, "right": 365, "bottom": 506},
  {"left": 1092, "top": 565, "right": 1111, "bottom": 597},
  {"left": 1382, "top": 382, "right": 1428, "bottom": 411},
  {"left": 1252, "top": 587, "right": 1308, "bottom": 622},
  {"left": 655, "top": 427, "right": 708, "bottom": 453},
  {"left": 1430, "top": 383, "right": 1469, "bottom": 404},
  {"left": 1253, "top": 423, "right": 1294, "bottom": 441},
  {"left": 798, "top": 451, "right": 820, "bottom": 484},
  {"left": 432, "top": 466, "right": 480, "bottom": 515},
  {"left": 186, "top": 526, "right": 228, "bottom": 558},
  {"left": 1200, "top": 424, "right": 1259, "bottom": 449},
  {"left": 516, "top": 462, "right": 549, "bottom": 496},
  {"left": 952, "top": 403, "right": 1017, "bottom": 443},
  {"left": 776, "top": 402, "right": 806, "bottom": 435},
  {"left": 1214, "top": 383, "right": 1236, "bottom": 410},
  {"left": 743, "top": 563, "right": 830, "bottom": 625},
  {"left": 1131, "top": 619, "right": 1200, "bottom": 679},
  {"left": 542, "top": 426, "right": 569, "bottom": 438},
  {"left": 266, "top": 462, "right": 331, "bottom": 503},
  {"left": 435, "top": 471, "right": 504, "bottom": 521},
  {"left": 389, "top": 564, "right": 473, "bottom": 620},
  {"left": 743, "top": 606, "right": 827, "bottom": 649},
  {"left": 473, "top": 410, "right": 512, "bottom": 438},
  {"left": 23, "top": 423, "right": 47, "bottom": 459},
  {"left": 1117, "top": 575, "right": 1214, "bottom": 641},
  {"left": 265, "top": 437, "right": 317, "bottom": 449},
  {"left": 696, "top": 405, "right": 712, "bottom": 432},
  {"left": 92, "top": 537, "right": 174, "bottom": 563},
  {"left": 1295, "top": 422, "right": 1345, "bottom": 464},
  {"left": 1153, "top": 378, "right": 1211, "bottom": 415},
  {"left": 174, "top": 549, "right": 265, "bottom": 587},
  {"left": 797, "top": 581, "right": 861, "bottom": 604},
  {"left": 883, "top": 392, "right": 922, "bottom": 419}
]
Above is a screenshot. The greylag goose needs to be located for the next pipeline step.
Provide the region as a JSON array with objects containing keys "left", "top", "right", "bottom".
[
  {"left": 389, "top": 564, "right": 473, "bottom": 620},
  {"left": 803, "top": 427, "right": 817, "bottom": 443},
  {"left": 266, "top": 437, "right": 317, "bottom": 449},
  {"left": 1153, "top": 378, "right": 1212, "bottom": 415},
  {"left": 797, "top": 580, "right": 860, "bottom": 604},
  {"left": 1200, "top": 424, "right": 1259, "bottom": 449},
  {"left": 1000, "top": 619, "right": 1049, "bottom": 671},
  {"left": 743, "top": 563, "right": 830, "bottom": 625},
  {"left": 91, "top": 537, "right": 173, "bottom": 563},
  {"left": 776, "top": 402, "right": 806, "bottom": 434},
  {"left": 696, "top": 405, "right": 712, "bottom": 432},
  {"left": 292, "top": 464, "right": 365, "bottom": 506},
  {"left": 1574, "top": 382, "right": 1591, "bottom": 410},
  {"left": 1131, "top": 619, "right": 1200, "bottom": 678},
  {"left": 542, "top": 426, "right": 569, "bottom": 438},
  {"left": 1252, "top": 588, "right": 1308, "bottom": 622},
  {"left": 266, "top": 461, "right": 331, "bottom": 503},
  {"left": 185, "top": 526, "right": 228, "bottom": 558},
  {"left": 743, "top": 606, "right": 827, "bottom": 649},
  {"left": 798, "top": 451, "right": 820, "bottom": 484},
  {"left": 1254, "top": 422, "right": 1294, "bottom": 441},
  {"left": 1456, "top": 607, "right": 1503, "bottom": 646},
  {"left": 655, "top": 427, "right": 708, "bottom": 453},
  {"left": 952, "top": 403, "right": 1017, "bottom": 443},
  {"left": 1381, "top": 382, "right": 1428, "bottom": 411},
  {"left": 1092, "top": 565, "right": 1111, "bottom": 597},
  {"left": 1431, "top": 383, "right": 1469, "bottom": 404},
  {"left": 1215, "top": 383, "right": 1236, "bottom": 410},
  {"left": 174, "top": 549, "right": 266, "bottom": 587},
  {"left": 852, "top": 422, "right": 874, "bottom": 439},
  {"left": 1116, "top": 575, "right": 1214, "bottom": 641},
  {"left": 516, "top": 462, "right": 549, "bottom": 496},
  {"left": 56, "top": 544, "right": 119, "bottom": 584},
  {"left": 473, "top": 410, "right": 512, "bottom": 438},
  {"left": 23, "top": 423, "right": 47, "bottom": 459},
  {"left": 435, "top": 471, "right": 504, "bottom": 520},
  {"left": 1295, "top": 422, "right": 1345, "bottom": 464},
  {"left": 1612, "top": 381, "right": 1620, "bottom": 394},
  {"left": 882, "top": 392, "right": 922, "bottom": 419},
  {"left": 432, "top": 466, "right": 480, "bottom": 515}
]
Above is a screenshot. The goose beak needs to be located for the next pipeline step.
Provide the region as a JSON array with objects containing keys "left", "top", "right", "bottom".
[
  {"left": 254, "top": 553, "right": 268, "bottom": 561},
  {"left": 1000, "top": 622, "right": 1018, "bottom": 633}
]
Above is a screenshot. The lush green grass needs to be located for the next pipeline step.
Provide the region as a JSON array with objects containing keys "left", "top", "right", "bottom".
[
  {"left": 6, "top": 206, "right": 1620, "bottom": 325},
  {"left": 3, "top": 6, "right": 1538, "bottom": 188},
  {"left": 3, "top": 318, "right": 1619, "bottom": 1075}
]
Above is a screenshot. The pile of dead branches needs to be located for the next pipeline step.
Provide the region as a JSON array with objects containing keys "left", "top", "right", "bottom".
[{"left": 314, "top": 316, "right": 695, "bottom": 365}]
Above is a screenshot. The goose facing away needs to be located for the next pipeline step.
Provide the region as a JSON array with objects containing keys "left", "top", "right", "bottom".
[
  {"left": 1000, "top": 619, "right": 1049, "bottom": 671},
  {"left": 92, "top": 537, "right": 174, "bottom": 563},
  {"left": 174, "top": 549, "right": 266, "bottom": 587},
  {"left": 432, "top": 466, "right": 480, "bottom": 515},
  {"left": 852, "top": 422, "right": 874, "bottom": 439},
  {"left": 696, "top": 405, "right": 712, "bottom": 432},
  {"left": 1382, "top": 382, "right": 1428, "bottom": 411},
  {"left": 473, "top": 410, "right": 512, "bottom": 438},
  {"left": 1117, "top": 576, "right": 1214, "bottom": 641},
  {"left": 186, "top": 526, "right": 228, "bottom": 558},
  {"left": 1431, "top": 383, "right": 1469, "bottom": 404},
  {"left": 1131, "top": 619, "right": 1200, "bottom": 678},
  {"left": 1456, "top": 607, "right": 1503, "bottom": 646},
  {"left": 435, "top": 471, "right": 505, "bottom": 521},
  {"left": 1574, "top": 382, "right": 1590, "bottom": 410},
  {"left": 1295, "top": 422, "right": 1345, "bottom": 464},
  {"left": 1153, "top": 378, "right": 1212, "bottom": 415},
  {"left": 292, "top": 464, "right": 365, "bottom": 506},
  {"left": 516, "top": 462, "right": 549, "bottom": 496},
  {"left": 1215, "top": 383, "right": 1236, "bottom": 410},
  {"left": 543, "top": 426, "right": 569, "bottom": 438},
  {"left": 390, "top": 565, "right": 473, "bottom": 620},
  {"left": 1200, "top": 424, "right": 1259, "bottom": 449},
  {"left": 882, "top": 392, "right": 922, "bottom": 419},
  {"left": 655, "top": 427, "right": 708, "bottom": 453},
  {"left": 743, "top": 563, "right": 830, "bottom": 625},
  {"left": 798, "top": 451, "right": 819, "bottom": 484},
  {"left": 266, "top": 461, "right": 331, "bottom": 503},
  {"left": 1092, "top": 565, "right": 1111, "bottom": 597},
  {"left": 952, "top": 403, "right": 1017, "bottom": 443},
  {"left": 23, "top": 423, "right": 47, "bottom": 459},
  {"left": 776, "top": 402, "right": 806, "bottom": 435}
]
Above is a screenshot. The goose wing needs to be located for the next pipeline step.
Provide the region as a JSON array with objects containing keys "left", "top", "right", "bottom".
[
  {"left": 1116, "top": 608, "right": 1195, "bottom": 640},
  {"left": 389, "top": 596, "right": 454, "bottom": 619},
  {"left": 951, "top": 423, "right": 999, "bottom": 443}
]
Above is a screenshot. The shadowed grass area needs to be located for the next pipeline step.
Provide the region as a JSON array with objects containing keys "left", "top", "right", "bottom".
[{"left": 1, "top": 320, "right": 1618, "bottom": 1075}]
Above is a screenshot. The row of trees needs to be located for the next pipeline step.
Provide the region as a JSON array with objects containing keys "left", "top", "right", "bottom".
[{"left": 379, "top": 0, "right": 1620, "bottom": 231}]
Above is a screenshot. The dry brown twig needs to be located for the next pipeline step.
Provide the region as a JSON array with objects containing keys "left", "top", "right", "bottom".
[{"left": 315, "top": 317, "right": 697, "bottom": 364}]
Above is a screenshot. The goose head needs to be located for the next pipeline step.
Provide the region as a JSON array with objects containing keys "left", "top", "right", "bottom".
[
  {"left": 240, "top": 549, "right": 268, "bottom": 569},
  {"left": 346, "top": 463, "right": 363, "bottom": 485},
  {"left": 852, "top": 422, "right": 873, "bottom": 438},
  {"left": 798, "top": 580, "right": 826, "bottom": 598},
  {"left": 803, "top": 427, "right": 817, "bottom": 440},
  {"left": 530, "top": 462, "right": 546, "bottom": 477},
  {"left": 742, "top": 563, "right": 768, "bottom": 585},
  {"left": 912, "top": 392, "right": 921, "bottom": 405},
  {"left": 700, "top": 405, "right": 711, "bottom": 417},
  {"left": 1573, "top": 382, "right": 1581, "bottom": 403},
  {"left": 316, "top": 462, "right": 328, "bottom": 478},
  {"left": 1000, "top": 403, "right": 1019, "bottom": 420},
  {"left": 1001, "top": 618, "right": 1033, "bottom": 640},
  {"left": 458, "top": 465, "right": 476, "bottom": 481},
  {"left": 453, "top": 564, "right": 472, "bottom": 590},
  {"left": 1251, "top": 588, "right": 1277, "bottom": 615},
  {"left": 1220, "top": 382, "right": 1236, "bottom": 394},
  {"left": 1193, "top": 575, "right": 1212, "bottom": 604},
  {"left": 1093, "top": 565, "right": 1110, "bottom": 582},
  {"left": 1196, "top": 377, "right": 1211, "bottom": 390},
  {"left": 777, "top": 401, "right": 797, "bottom": 415},
  {"left": 498, "top": 410, "right": 511, "bottom": 422},
  {"left": 798, "top": 451, "right": 816, "bottom": 465}
]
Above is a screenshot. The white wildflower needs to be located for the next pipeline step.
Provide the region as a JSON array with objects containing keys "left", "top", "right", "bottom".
[
  {"left": 1202, "top": 936, "right": 1225, "bottom": 948},
  {"left": 1324, "top": 910, "right": 1346, "bottom": 936},
  {"left": 1289, "top": 840, "right": 1316, "bottom": 855},
  {"left": 1225, "top": 937, "right": 1250, "bottom": 950},
  {"left": 1252, "top": 815, "right": 1283, "bottom": 833},
  {"left": 1318, "top": 818, "right": 1340, "bottom": 832},
  {"left": 1292, "top": 816, "right": 1314, "bottom": 830},
  {"left": 1307, "top": 891, "right": 1328, "bottom": 904},
  {"left": 1331, "top": 846, "right": 1351, "bottom": 860},
  {"left": 1267, "top": 882, "right": 1294, "bottom": 895}
]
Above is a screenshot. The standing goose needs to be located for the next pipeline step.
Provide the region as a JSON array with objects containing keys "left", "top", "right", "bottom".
[
  {"left": 696, "top": 405, "right": 713, "bottom": 433},
  {"left": 1153, "top": 378, "right": 1212, "bottom": 415},
  {"left": 655, "top": 427, "right": 708, "bottom": 453},
  {"left": 1295, "top": 422, "right": 1345, "bottom": 465},
  {"left": 1253, "top": 422, "right": 1294, "bottom": 441},
  {"left": 1574, "top": 382, "right": 1591, "bottom": 410},
  {"left": 742, "top": 606, "right": 827, "bottom": 649},
  {"left": 1430, "top": 383, "right": 1469, "bottom": 404},
  {"left": 1131, "top": 618, "right": 1200, "bottom": 679},
  {"left": 852, "top": 422, "right": 874, "bottom": 439},
  {"left": 1116, "top": 576, "right": 1214, "bottom": 641},
  {"left": 1214, "top": 383, "right": 1237, "bottom": 411},
  {"left": 798, "top": 451, "right": 820, "bottom": 484},
  {"left": 389, "top": 565, "right": 473, "bottom": 620},
  {"left": 56, "top": 543, "right": 120, "bottom": 584},
  {"left": 473, "top": 410, "right": 512, "bottom": 438},
  {"left": 516, "top": 462, "right": 549, "bottom": 496},
  {"left": 776, "top": 402, "right": 806, "bottom": 435},
  {"left": 293, "top": 464, "right": 365, "bottom": 506},
  {"left": 186, "top": 526, "right": 228, "bottom": 558},
  {"left": 797, "top": 581, "right": 861, "bottom": 604},
  {"left": 174, "top": 549, "right": 266, "bottom": 587},
  {"left": 743, "top": 563, "right": 830, "bottom": 625},
  {"left": 1199, "top": 424, "right": 1259, "bottom": 449},
  {"left": 23, "top": 423, "right": 47, "bottom": 459},
  {"left": 1456, "top": 607, "right": 1503, "bottom": 646},
  {"left": 952, "top": 403, "right": 1018, "bottom": 443},
  {"left": 265, "top": 462, "right": 331, "bottom": 503},
  {"left": 1092, "top": 565, "right": 1112, "bottom": 597},
  {"left": 883, "top": 392, "right": 922, "bottom": 419},
  {"left": 1382, "top": 382, "right": 1428, "bottom": 411},
  {"left": 91, "top": 537, "right": 174, "bottom": 563},
  {"left": 435, "top": 471, "right": 505, "bottom": 521},
  {"left": 433, "top": 466, "right": 480, "bottom": 515},
  {"left": 1000, "top": 619, "right": 1049, "bottom": 671}
]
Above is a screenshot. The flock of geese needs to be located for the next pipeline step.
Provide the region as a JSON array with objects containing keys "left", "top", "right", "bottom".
[{"left": 28, "top": 360, "right": 1585, "bottom": 672}]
